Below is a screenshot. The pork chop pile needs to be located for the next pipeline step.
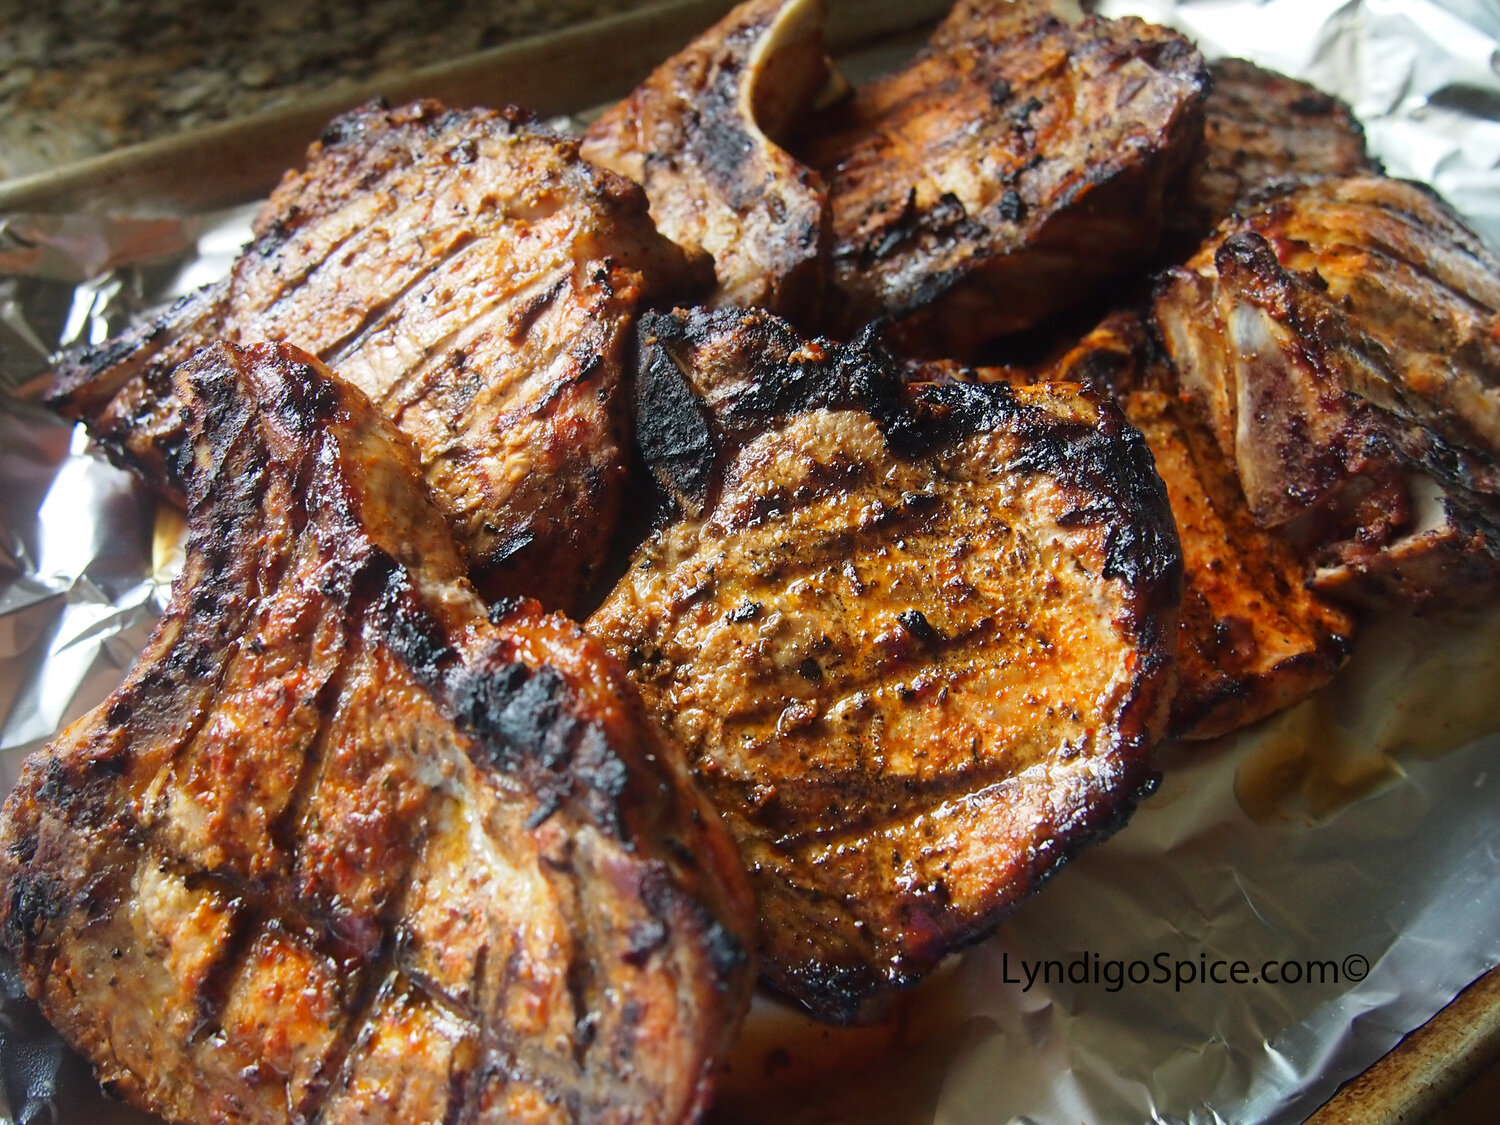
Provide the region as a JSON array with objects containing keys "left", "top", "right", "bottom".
[{"left": 5, "top": 0, "right": 1500, "bottom": 1115}]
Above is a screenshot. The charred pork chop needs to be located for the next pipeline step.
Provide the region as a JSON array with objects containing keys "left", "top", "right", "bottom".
[
  {"left": 41, "top": 99, "right": 707, "bottom": 615},
  {"left": 1168, "top": 58, "right": 1376, "bottom": 252},
  {"left": 1021, "top": 314, "right": 1357, "bottom": 740},
  {"left": 588, "top": 308, "right": 1181, "bottom": 1022},
  {"left": 1, "top": 341, "right": 754, "bottom": 1125},
  {"left": 582, "top": 0, "right": 837, "bottom": 319},
  {"left": 1154, "top": 175, "right": 1500, "bottom": 607},
  {"left": 796, "top": 0, "right": 1207, "bottom": 358}
]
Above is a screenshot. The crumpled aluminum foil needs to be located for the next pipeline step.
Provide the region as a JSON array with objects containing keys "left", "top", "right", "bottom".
[{"left": 0, "top": 2, "right": 1497, "bottom": 1123}]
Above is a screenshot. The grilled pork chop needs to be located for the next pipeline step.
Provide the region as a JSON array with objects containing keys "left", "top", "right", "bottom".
[
  {"left": 582, "top": 0, "right": 837, "bottom": 318},
  {"left": 1154, "top": 176, "right": 1500, "bottom": 607},
  {"left": 795, "top": 0, "right": 1207, "bottom": 358},
  {"left": 1030, "top": 314, "right": 1357, "bottom": 739},
  {"left": 1168, "top": 58, "right": 1376, "bottom": 251},
  {"left": 41, "top": 99, "right": 708, "bottom": 615},
  {"left": 588, "top": 308, "right": 1181, "bottom": 1022},
  {"left": 904, "top": 318, "right": 1357, "bottom": 739},
  {"left": 1, "top": 341, "right": 754, "bottom": 1125}
]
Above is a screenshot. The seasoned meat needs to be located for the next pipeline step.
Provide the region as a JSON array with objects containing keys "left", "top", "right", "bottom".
[
  {"left": 1154, "top": 175, "right": 1500, "bottom": 607},
  {"left": 1031, "top": 315, "right": 1357, "bottom": 740},
  {"left": 1168, "top": 58, "right": 1376, "bottom": 251},
  {"left": 582, "top": 0, "right": 836, "bottom": 319},
  {"left": 588, "top": 308, "right": 1181, "bottom": 1022},
  {"left": 796, "top": 0, "right": 1207, "bottom": 358},
  {"left": 41, "top": 99, "right": 708, "bottom": 615},
  {"left": 0, "top": 341, "right": 754, "bottom": 1125}
]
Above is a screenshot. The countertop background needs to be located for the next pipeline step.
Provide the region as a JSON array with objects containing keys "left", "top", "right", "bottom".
[{"left": 0, "top": 0, "right": 657, "bottom": 180}]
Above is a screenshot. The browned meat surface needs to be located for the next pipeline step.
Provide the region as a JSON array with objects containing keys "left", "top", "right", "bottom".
[
  {"left": 582, "top": 0, "right": 835, "bottom": 319},
  {"left": 795, "top": 0, "right": 1207, "bottom": 358},
  {"left": 1032, "top": 315, "right": 1357, "bottom": 740},
  {"left": 41, "top": 99, "right": 708, "bottom": 615},
  {"left": 1154, "top": 175, "right": 1500, "bottom": 607},
  {"left": 588, "top": 308, "right": 1181, "bottom": 1022},
  {"left": 1168, "top": 58, "right": 1376, "bottom": 251},
  {"left": 1, "top": 341, "right": 754, "bottom": 1125}
]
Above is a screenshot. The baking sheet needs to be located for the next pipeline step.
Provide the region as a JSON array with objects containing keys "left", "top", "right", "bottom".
[{"left": 2, "top": 1, "right": 1499, "bottom": 1122}]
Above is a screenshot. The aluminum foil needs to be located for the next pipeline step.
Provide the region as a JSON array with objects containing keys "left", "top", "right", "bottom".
[{"left": 1, "top": 2, "right": 1498, "bottom": 1123}]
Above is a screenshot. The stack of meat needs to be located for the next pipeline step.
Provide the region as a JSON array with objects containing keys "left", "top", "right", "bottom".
[{"left": 5, "top": 0, "right": 1497, "bottom": 1119}]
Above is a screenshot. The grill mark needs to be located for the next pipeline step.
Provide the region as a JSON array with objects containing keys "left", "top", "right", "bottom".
[
  {"left": 563, "top": 846, "right": 662, "bottom": 1120},
  {"left": 305, "top": 228, "right": 480, "bottom": 373},
  {"left": 551, "top": 837, "right": 599, "bottom": 1067},
  {"left": 136, "top": 857, "right": 248, "bottom": 1052},
  {"left": 263, "top": 612, "right": 362, "bottom": 896},
  {"left": 1292, "top": 194, "right": 1499, "bottom": 302},
  {"left": 48, "top": 286, "right": 220, "bottom": 413},
  {"left": 137, "top": 835, "right": 422, "bottom": 1121},
  {"left": 1290, "top": 192, "right": 1491, "bottom": 301},
  {"left": 135, "top": 373, "right": 337, "bottom": 863},
  {"left": 375, "top": 262, "right": 576, "bottom": 419},
  {"left": 133, "top": 423, "right": 285, "bottom": 827},
  {"left": 386, "top": 813, "right": 498, "bottom": 1031},
  {"left": 257, "top": 131, "right": 578, "bottom": 377},
  {"left": 504, "top": 276, "right": 569, "bottom": 346},
  {"left": 321, "top": 971, "right": 407, "bottom": 1119},
  {"left": 441, "top": 1005, "right": 483, "bottom": 1125},
  {"left": 1296, "top": 231, "right": 1497, "bottom": 337},
  {"left": 293, "top": 944, "right": 408, "bottom": 1123},
  {"left": 470, "top": 946, "right": 546, "bottom": 1110},
  {"left": 679, "top": 629, "right": 1089, "bottom": 823},
  {"left": 239, "top": 196, "right": 402, "bottom": 317},
  {"left": 654, "top": 477, "right": 1114, "bottom": 804},
  {"left": 786, "top": 747, "right": 1141, "bottom": 870},
  {"left": 246, "top": 118, "right": 511, "bottom": 310},
  {"left": 758, "top": 732, "right": 1100, "bottom": 849}
]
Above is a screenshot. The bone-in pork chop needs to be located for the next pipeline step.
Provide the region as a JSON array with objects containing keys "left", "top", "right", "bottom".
[
  {"left": 41, "top": 99, "right": 707, "bottom": 615},
  {"left": 588, "top": 308, "right": 1181, "bottom": 1022},
  {"left": 1154, "top": 175, "right": 1500, "bottom": 607},
  {"left": 796, "top": 0, "right": 1207, "bottom": 358},
  {"left": 1016, "top": 314, "right": 1358, "bottom": 740},
  {"left": 582, "top": 0, "right": 837, "bottom": 319},
  {"left": 1, "top": 341, "right": 754, "bottom": 1125}
]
